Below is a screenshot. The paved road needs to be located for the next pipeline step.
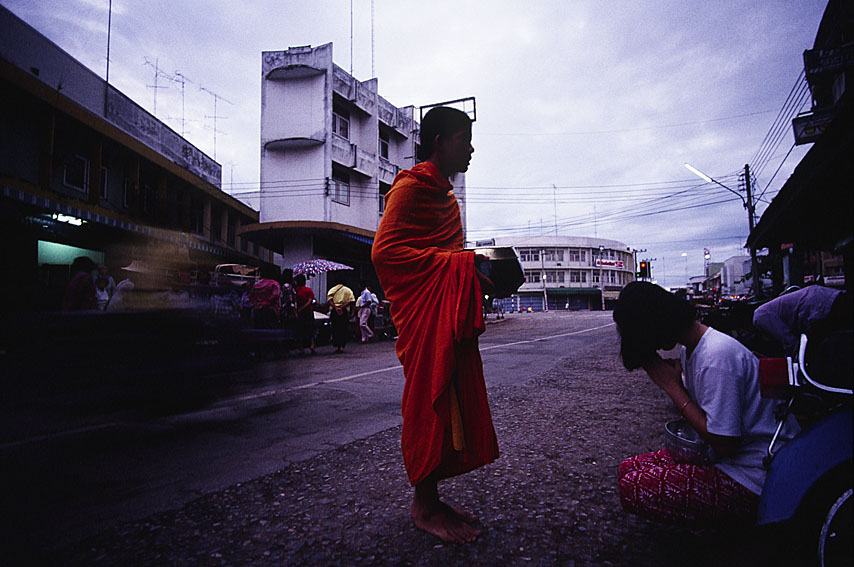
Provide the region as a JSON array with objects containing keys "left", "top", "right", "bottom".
[{"left": 1, "top": 311, "right": 617, "bottom": 550}]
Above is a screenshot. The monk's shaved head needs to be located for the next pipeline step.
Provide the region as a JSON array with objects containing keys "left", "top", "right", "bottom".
[{"left": 419, "top": 107, "right": 472, "bottom": 162}]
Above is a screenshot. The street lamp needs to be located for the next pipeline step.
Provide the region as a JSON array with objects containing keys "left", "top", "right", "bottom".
[{"left": 684, "top": 162, "right": 761, "bottom": 297}]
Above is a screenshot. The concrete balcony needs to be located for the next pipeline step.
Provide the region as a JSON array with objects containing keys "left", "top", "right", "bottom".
[
  {"left": 332, "top": 65, "right": 355, "bottom": 100},
  {"left": 395, "top": 105, "right": 415, "bottom": 136},
  {"left": 263, "top": 45, "right": 330, "bottom": 80},
  {"left": 353, "top": 79, "right": 377, "bottom": 115},
  {"left": 378, "top": 158, "right": 398, "bottom": 184},
  {"left": 331, "top": 135, "right": 355, "bottom": 167},
  {"left": 378, "top": 97, "right": 395, "bottom": 126},
  {"left": 353, "top": 147, "right": 377, "bottom": 177}
]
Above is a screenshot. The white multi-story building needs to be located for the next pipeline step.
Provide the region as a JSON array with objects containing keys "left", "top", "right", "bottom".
[
  {"left": 720, "top": 255, "right": 751, "bottom": 296},
  {"left": 490, "top": 236, "right": 637, "bottom": 311},
  {"left": 239, "top": 43, "right": 467, "bottom": 295}
]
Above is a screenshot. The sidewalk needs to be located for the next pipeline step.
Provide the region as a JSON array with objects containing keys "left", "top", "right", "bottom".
[{"left": 48, "top": 331, "right": 773, "bottom": 567}]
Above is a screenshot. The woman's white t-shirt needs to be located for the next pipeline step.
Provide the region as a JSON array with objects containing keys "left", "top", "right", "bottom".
[{"left": 681, "top": 327, "right": 800, "bottom": 494}]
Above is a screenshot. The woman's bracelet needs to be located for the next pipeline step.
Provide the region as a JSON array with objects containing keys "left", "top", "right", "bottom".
[{"left": 679, "top": 399, "right": 691, "bottom": 412}]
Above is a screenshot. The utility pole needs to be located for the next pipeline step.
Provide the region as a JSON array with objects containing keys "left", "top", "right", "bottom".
[{"left": 744, "top": 163, "right": 761, "bottom": 298}]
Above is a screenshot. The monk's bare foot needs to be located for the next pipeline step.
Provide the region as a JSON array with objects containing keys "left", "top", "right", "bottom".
[
  {"left": 440, "top": 500, "right": 477, "bottom": 523},
  {"left": 411, "top": 501, "right": 480, "bottom": 544}
]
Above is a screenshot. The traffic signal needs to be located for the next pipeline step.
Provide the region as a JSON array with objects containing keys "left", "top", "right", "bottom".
[{"left": 639, "top": 261, "right": 650, "bottom": 279}]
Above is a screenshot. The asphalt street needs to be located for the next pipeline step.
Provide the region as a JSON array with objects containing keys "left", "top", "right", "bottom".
[{"left": 2, "top": 310, "right": 617, "bottom": 553}]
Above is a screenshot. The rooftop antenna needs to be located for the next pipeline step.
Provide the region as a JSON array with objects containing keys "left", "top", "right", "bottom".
[
  {"left": 350, "top": 0, "right": 354, "bottom": 75},
  {"left": 200, "top": 85, "right": 233, "bottom": 160},
  {"left": 552, "top": 184, "right": 558, "bottom": 235},
  {"left": 143, "top": 57, "right": 169, "bottom": 116},
  {"left": 104, "top": 0, "right": 113, "bottom": 115},
  {"left": 105, "top": 0, "right": 112, "bottom": 84},
  {"left": 371, "top": 0, "right": 375, "bottom": 77},
  {"left": 174, "top": 71, "right": 188, "bottom": 137}
]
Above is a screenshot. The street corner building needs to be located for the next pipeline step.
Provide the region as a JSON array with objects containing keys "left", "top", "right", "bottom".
[
  {"left": 372, "top": 161, "right": 498, "bottom": 486},
  {"left": 238, "top": 43, "right": 470, "bottom": 300},
  {"left": 487, "top": 236, "right": 638, "bottom": 312}
]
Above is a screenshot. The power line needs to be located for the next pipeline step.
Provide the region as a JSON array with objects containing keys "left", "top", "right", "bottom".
[{"left": 478, "top": 110, "right": 778, "bottom": 136}]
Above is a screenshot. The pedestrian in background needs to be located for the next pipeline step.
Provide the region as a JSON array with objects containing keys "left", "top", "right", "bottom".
[
  {"left": 279, "top": 269, "right": 298, "bottom": 322},
  {"left": 248, "top": 266, "right": 281, "bottom": 329},
  {"left": 294, "top": 274, "right": 316, "bottom": 355},
  {"left": 94, "top": 276, "right": 110, "bottom": 310},
  {"left": 358, "top": 281, "right": 375, "bottom": 343},
  {"left": 327, "top": 277, "right": 355, "bottom": 353},
  {"left": 61, "top": 256, "right": 98, "bottom": 311},
  {"left": 98, "top": 265, "right": 117, "bottom": 298}
]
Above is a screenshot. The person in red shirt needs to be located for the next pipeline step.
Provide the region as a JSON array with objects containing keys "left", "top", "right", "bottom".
[
  {"left": 372, "top": 107, "right": 497, "bottom": 543},
  {"left": 294, "top": 274, "right": 316, "bottom": 355},
  {"left": 61, "top": 256, "right": 98, "bottom": 311}
]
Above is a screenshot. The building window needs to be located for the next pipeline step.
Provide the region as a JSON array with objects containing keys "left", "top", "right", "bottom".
[
  {"left": 189, "top": 196, "right": 203, "bottom": 234},
  {"left": 210, "top": 205, "right": 221, "bottom": 242},
  {"left": 520, "top": 248, "right": 539, "bottom": 262},
  {"left": 570, "top": 270, "right": 587, "bottom": 283},
  {"left": 379, "top": 181, "right": 391, "bottom": 213},
  {"left": 122, "top": 177, "right": 129, "bottom": 208},
  {"left": 63, "top": 155, "right": 88, "bottom": 192},
  {"left": 569, "top": 249, "right": 587, "bottom": 262},
  {"left": 100, "top": 167, "right": 108, "bottom": 199},
  {"left": 543, "top": 248, "right": 564, "bottom": 262},
  {"left": 609, "top": 271, "right": 617, "bottom": 284},
  {"left": 331, "top": 166, "right": 350, "bottom": 206},
  {"left": 379, "top": 128, "right": 389, "bottom": 159},
  {"left": 592, "top": 271, "right": 600, "bottom": 284},
  {"left": 545, "top": 270, "right": 565, "bottom": 284},
  {"left": 227, "top": 214, "right": 236, "bottom": 248},
  {"left": 142, "top": 184, "right": 154, "bottom": 215},
  {"left": 333, "top": 103, "right": 350, "bottom": 140},
  {"left": 524, "top": 270, "right": 542, "bottom": 284}
]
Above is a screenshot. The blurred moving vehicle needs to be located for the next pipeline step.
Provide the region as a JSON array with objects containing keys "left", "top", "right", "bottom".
[{"left": 213, "top": 264, "right": 259, "bottom": 288}]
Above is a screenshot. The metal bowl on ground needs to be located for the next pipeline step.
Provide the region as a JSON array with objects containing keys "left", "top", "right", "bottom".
[
  {"left": 469, "top": 247, "right": 525, "bottom": 299},
  {"left": 665, "top": 418, "right": 714, "bottom": 465}
]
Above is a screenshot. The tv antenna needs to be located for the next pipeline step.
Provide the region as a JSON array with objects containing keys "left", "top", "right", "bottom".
[
  {"left": 200, "top": 85, "right": 233, "bottom": 160},
  {"left": 143, "top": 57, "right": 170, "bottom": 116}
]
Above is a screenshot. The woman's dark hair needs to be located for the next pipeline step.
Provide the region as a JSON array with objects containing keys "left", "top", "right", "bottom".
[
  {"left": 612, "top": 281, "right": 697, "bottom": 370},
  {"left": 294, "top": 274, "right": 306, "bottom": 287},
  {"left": 418, "top": 106, "right": 472, "bottom": 161}
]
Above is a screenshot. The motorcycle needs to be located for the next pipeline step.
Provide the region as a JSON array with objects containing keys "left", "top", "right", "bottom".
[{"left": 757, "top": 329, "right": 853, "bottom": 566}]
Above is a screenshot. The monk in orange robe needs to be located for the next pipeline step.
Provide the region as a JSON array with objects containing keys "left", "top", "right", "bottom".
[{"left": 372, "top": 107, "right": 499, "bottom": 543}]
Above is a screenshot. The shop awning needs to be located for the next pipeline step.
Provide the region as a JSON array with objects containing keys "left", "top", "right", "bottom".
[{"left": 747, "top": 95, "right": 853, "bottom": 252}]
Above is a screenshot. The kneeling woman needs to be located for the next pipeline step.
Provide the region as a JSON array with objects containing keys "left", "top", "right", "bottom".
[{"left": 612, "top": 282, "right": 799, "bottom": 525}]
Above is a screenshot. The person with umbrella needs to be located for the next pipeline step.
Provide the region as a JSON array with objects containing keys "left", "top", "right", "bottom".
[{"left": 293, "top": 274, "right": 316, "bottom": 355}]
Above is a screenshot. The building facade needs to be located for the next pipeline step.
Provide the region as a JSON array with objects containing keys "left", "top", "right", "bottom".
[
  {"left": 240, "top": 43, "right": 468, "bottom": 297},
  {"left": 489, "top": 236, "right": 636, "bottom": 311},
  {"left": 0, "top": 6, "right": 271, "bottom": 312},
  {"left": 748, "top": 0, "right": 852, "bottom": 293}
]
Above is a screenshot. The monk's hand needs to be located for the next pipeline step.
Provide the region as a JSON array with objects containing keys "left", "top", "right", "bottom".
[
  {"left": 642, "top": 354, "right": 683, "bottom": 395},
  {"left": 473, "top": 254, "right": 495, "bottom": 294}
]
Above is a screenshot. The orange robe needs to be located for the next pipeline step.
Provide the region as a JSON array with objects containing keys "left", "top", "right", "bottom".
[{"left": 371, "top": 161, "right": 499, "bottom": 486}]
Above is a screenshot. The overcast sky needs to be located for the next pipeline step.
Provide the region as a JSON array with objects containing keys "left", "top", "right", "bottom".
[{"left": 2, "top": 0, "right": 828, "bottom": 287}]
